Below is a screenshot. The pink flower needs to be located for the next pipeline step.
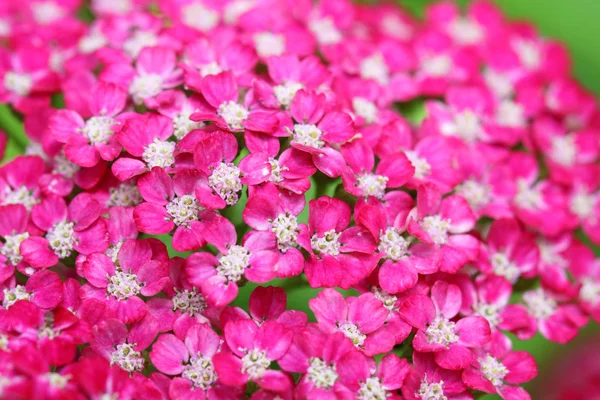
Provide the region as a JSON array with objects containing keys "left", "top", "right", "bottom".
[
  {"left": 405, "top": 136, "right": 463, "bottom": 192},
  {"left": 0, "top": 204, "right": 35, "bottom": 277},
  {"left": 149, "top": 323, "right": 242, "bottom": 399},
  {"left": 155, "top": 89, "right": 206, "bottom": 141},
  {"left": 566, "top": 243, "right": 600, "bottom": 322},
  {"left": 310, "top": 289, "right": 408, "bottom": 356},
  {"left": 298, "top": 196, "right": 378, "bottom": 289},
  {"left": 1, "top": 269, "right": 63, "bottom": 310},
  {"left": 134, "top": 167, "right": 217, "bottom": 252},
  {"left": 0, "top": 155, "right": 45, "bottom": 210},
  {"left": 213, "top": 319, "right": 294, "bottom": 392},
  {"left": 408, "top": 183, "right": 479, "bottom": 273},
  {"left": 399, "top": 281, "right": 491, "bottom": 370},
  {"left": 48, "top": 82, "right": 127, "bottom": 167},
  {"left": 20, "top": 194, "right": 108, "bottom": 269},
  {"left": 81, "top": 238, "right": 169, "bottom": 323},
  {"left": 72, "top": 356, "right": 137, "bottom": 399},
  {"left": 184, "top": 215, "right": 279, "bottom": 307},
  {"left": 568, "top": 185, "right": 600, "bottom": 244}
]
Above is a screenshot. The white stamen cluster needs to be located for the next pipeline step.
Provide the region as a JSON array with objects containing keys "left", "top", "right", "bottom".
[
  {"left": 513, "top": 39, "right": 540, "bottom": 71},
  {"left": 418, "top": 377, "right": 447, "bottom": 400},
  {"left": 425, "top": 316, "right": 459, "bottom": 347},
  {"left": 107, "top": 183, "right": 143, "bottom": 207},
  {"left": 172, "top": 288, "right": 207, "bottom": 316},
  {"left": 496, "top": 100, "right": 526, "bottom": 128},
  {"left": 3, "top": 71, "right": 33, "bottom": 97},
  {"left": 360, "top": 54, "right": 390, "bottom": 85},
  {"left": 292, "top": 124, "right": 325, "bottom": 149},
  {"left": 490, "top": 252, "right": 521, "bottom": 283},
  {"left": 0, "top": 333, "right": 8, "bottom": 350},
  {"left": 217, "top": 245, "right": 251, "bottom": 282},
  {"left": 129, "top": 74, "right": 163, "bottom": 104},
  {"left": 2, "top": 185, "right": 38, "bottom": 210},
  {"left": 378, "top": 228, "right": 410, "bottom": 261},
  {"left": 338, "top": 321, "right": 366, "bottom": 346},
  {"left": 455, "top": 179, "right": 491, "bottom": 210},
  {"left": 241, "top": 349, "right": 271, "bottom": 379},
  {"left": 2, "top": 285, "right": 30, "bottom": 309},
  {"left": 52, "top": 153, "right": 80, "bottom": 179},
  {"left": 46, "top": 373, "right": 70, "bottom": 389},
  {"left": 442, "top": 110, "right": 482, "bottom": 143},
  {"left": 473, "top": 303, "right": 501, "bottom": 327},
  {"left": 570, "top": 191, "right": 596, "bottom": 219},
  {"left": 484, "top": 69, "right": 513, "bottom": 99},
  {"left": 253, "top": 32, "right": 285, "bottom": 57},
  {"left": 550, "top": 135, "right": 577, "bottom": 166},
  {"left": 271, "top": 212, "right": 299, "bottom": 251},
  {"left": 1, "top": 232, "right": 29, "bottom": 266},
  {"left": 421, "top": 54, "right": 452, "bottom": 77},
  {"left": 209, "top": 162, "right": 242, "bottom": 206},
  {"left": 268, "top": 158, "right": 287, "bottom": 183},
  {"left": 111, "top": 343, "right": 145, "bottom": 373},
  {"left": 142, "top": 138, "right": 176, "bottom": 169},
  {"left": 217, "top": 101, "right": 249, "bottom": 131},
  {"left": 311, "top": 229, "right": 342, "bottom": 256},
  {"left": 358, "top": 377, "right": 389, "bottom": 400},
  {"left": 309, "top": 17, "right": 342, "bottom": 45},
  {"left": 78, "top": 31, "right": 108, "bottom": 54},
  {"left": 579, "top": 278, "right": 600, "bottom": 306},
  {"left": 123, "top": 31, "right": 157, "bottom": 58},
  {"left": 353, "top": 97, "right": 379, "bottom": 125},
  {"left": 82, "top": 116, "right": 116, "bottom": 145},
  {"left": 105, "top": 241, "right": 123, "bottom": 264},
  {"left": 182, "top": 355, "right": 218, "bottom": 389},
  {"left": 199, "top": 62, "right": 223, "bottom": 77},
  {"left": 479, "top": 354, "right": 508, "bottom": 387},
  {"left": 523, "top": 289, "right": 556, "bottom": 320},
  {"left": 182, "top": 3, "right": 219, "bottom": 31},
  {"left": 306, "top": 358, "right": 339, "bottom": 389},
  {"left": 32, "top": 1, "right": 65, "bottom": 24},
  {"left": 421, "top": 215, "right": 451, "bottom": 246},
  {"left": 47, "top": 221, "right": 76, "bottom": 258},
  {"left": 357, "top": 173, "right": 388, "bottom": 199},
  {"left": 274, "top": 81, "right": 303, "bottom": 108},
  {"left": 38, "top": 312, "right": 58, "bottom": 339},
  {"left": 514, "top": 179, "right": 543, "bottom": 210},
  {"left": 405, "top": 151, "right": 431, "bottom": 179},
  {"left": 106, "top": 271, "right": 142, "bottom": 300},
  {"left": 173, "top": 112, "right": 204, "bottom": 140},
  {"left": 166, "top": 195, "right": 200, "bottom": 227},
  {"left": 449, "top": 18, "right": 483, "bottom": 45},
  {"left": 372, "top": 288, "right": 398, "bottom": 312}
]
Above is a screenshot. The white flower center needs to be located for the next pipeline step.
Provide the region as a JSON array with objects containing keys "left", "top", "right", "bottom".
[
  {"left": 360, "top": 54, "right": 389, "bottom": 85},
  {"left": 38, "top": 312, "right": 58, "bottom": 339},
  {"left": 123, "top": 31, "right": 157, "bottom": 58},
  {"left": 307, "top": 358, "right": 338, "bottom": 390},
  {"left": 381, "top": 15, "right": 412, "bottom": 40},
  {"left": 352, "top": 97, "right": 378, "bottom": 125},
  {"left": 217, "top": 101, "right": 249, "bottom": 131},
  {"left": 523, "top": 289, "right": 556, "bottom": 320},
  {"left": 514, "top": 40, "right": 540, "bottom": 70},
  {"left": 358, "top": 377, "right": 389, "bottom": 400},
  {"left": 2, "top": 285, "right": 30, "bottom": 308},
  {"left": 166, "top": 194, "right": 200, "bottom": 227},
  {"left": 550, "top": 135, "right": 577, "bottom": 166},
  {"left": 537, "top": 239, "right": 567, "bottom": 268},
  {"left": 209, "top": 162, "right": 242, "bottom": 206},
  {"left": 241, "top": 349, "right": 271, "bottom": 379},
  {"left": 418, "top": 378, "right": 446, "bottom": 400},
  {"left": 217, "top": 245, "right": 250, "bottom": 282},
  {"left": 274, "top": 81, "right": 303, "bottom": 108},
  {"left": 405, "top": 151, "right": 431, "bottom": 179},
  {"left": 570, "top": 191, "right": 596, "bottom": 219},
  {"left": 3, "top": 186, "right": 38, "bottom": 210},
  {"left": 129, "top": 74, "right": 163, "bottom": 104},
  {"left": 173, "top": 112, "right": 204, "bottom": 140},
  {"left": 311, "top": 229, "right": 342, "bottom": 256},
  {"left": 449, "top": 18, "right": 483, "bottom": 45},
  {"left": 94, "top": 0, "right": 132, "bottom": 14},
  {"left": 47, "top": 221, "right": 75, "bottom": 258},
  {"left": 3, "top": 72, "right": 33, "bottom": 97},
  {"left": 182, "top": 3, "right": 219, "bottom": 32},
  {"left": 52, "top": 153, "right": 80, "bottom": 178},
  {"left": 496, "top": 100, "right": 526, "bottom": 128},
  {"left": 106, "top": 241, "right": 123, "bottom": 263},
  {"left": 479, "top": 354, "right": 508, "bottom": 387},
  {"left": 337, "top": 322, "right": 366, "bottom": 346},
  {"left": 372, "top": 288, "right": 398, "bottom": 312},
  {"left": 182, "top": 355, "right": 218, "bottom": 389},
  {"left": 357, "top": 173, "right": 388, "bottom": 199},
  {"left": 292, "top": 124, "right": 324, "bottom": 149},
  {"left": 580, "top": 278, "right": 600, "bottom": 306},
  {"left": 172, "top": 288, "right": 207, "bottom": 316},
  {"left": 223, "top": 0, "right": 254, "bottom": 25},
  {"left": 1, "top": 232, "right": 29, "bottom": 266},
  {"left": 199, "top": 61, "right": 223, "bottom": 77},
  {"left": 484, "top": 69, "right": 513, "bottom": 99},
  {"left": 107, "top": 183, "right": 143, "bottom": 207},
  {"left": 473, "top": 303, "right": 501, "bottom": 327},
  {"left": 455, "top": 179, "right": 491, "bottom": 210},
  {"left": 268, "top": 158, "right": 287, "bottom": 183},
  {"left": 83, "top": 116, "right": 115, "bottom": 145},
  {"left": 46, "top": 373, "right": 70, "bottom": 389},
  {"left": 421, "top": 55, "right": 452, "bottom": 77},
  {"left": 271, "top": 212, "right": 299, "bottom": 251},
  {"left": 308, "top": 17, "right": 342, "bottom": 45},
  {"left": 142, "top": 138, "right": 176, "bottom": 169},
  {"left": 32, "top": 1, "right": 65, "bottom": 24},
  {"left": 425, "top": 316, "right": 458, "bottom": 347},
  {"left": 514, "top": 179, "right": 543, "bottom": 210},
  {"left": 421, "top": 215, "right": 451, "bottom": 246},
  {"left": 491, "top": 252, "right": 521, "bottom": 283},
  {"left": 79, "top": 32, "right": 108, "bottom": 54},
  {"left": 107, "top": 270, "right": 142, "bottom": 300},
  {"left": 253, "top": 32, "right": 285, "bottom": 57},
  {"left": 378, "top": 227, "right": 410, "bottom": 261},
  {"left": 111, "top": 343, "right": 145, "bottom": 373},
  {"left": 440, "top": 110, "right": 482, "bottom": 143},
  {"left": 0, "top": 19, "right": 10, "bottom": 37}
]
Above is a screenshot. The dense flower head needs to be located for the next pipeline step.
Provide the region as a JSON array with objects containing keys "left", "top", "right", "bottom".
[{"left": 0, "top": 0, "right": 599, "bottom": 398}]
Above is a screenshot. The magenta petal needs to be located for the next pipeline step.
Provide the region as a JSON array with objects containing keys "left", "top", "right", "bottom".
[
  {"left": 111, "top": 157, "right": 147, "bottom": 181},
  {"left": 304, "top": 255, "right": 343, "bottom": 288},
  {"left": 456, "top": 316, "right": 491, "bottom": 347},
  {"left": 246, "top": 250, "right": 278, "bottom": 283},
  {"left": 201, "top": 275, "right": 238, "bottom": 307},
  {"left": 503, "top": 351, "right": 538, "bottom": 385},
  {"left": 138, "top": 167, "right": 174, "bottom": 205},
  {"left": 49, "top": 109, "right": 85, "bottom": 143},
  {"left": 0, "top": 204, "right": 27, "bottom": 235},
  {"left": 224, "top": 319, "right": 259, "bottom": 357},
  {"left": 249, "top": 286, "right": 286, "bottom": 322},
  {"left": 498, "top": 385, "right": 532, "bottom": 400},
  {"left": 434, "top": 344, "right": 473, "bottom": 370},
  {"left": 20, "top": 237, "right": 58, "bottom": 268},
  {"left": 73, "top": 220, "right": 109, "bottom": 255},
  {"left": 431, "top": 281, "right": 462, "bottom": 319},
  {"left": 64, "top": 137, "right": 100, "bottom": 167},
  {"left": 398, "top": 295, "right": 436, "bottom": 330},
  {"left": 27, "top": 270, "right": 63, "bottom": 309},
  {"left": 149, "top": 334, "right": 188, "bottom": 375},
  {"left": 319, "top": 111, "right": 354, "bottom": 144},
  {"left": 82, "top": 253, "right": 114, "bottom": 288},
  {"left": 276, "top": 248, "right": 305, "bottom": 278},
  {"left": 257, "top": 370, "right": 293, "bottom": 393},
  {"left": 109, "top": 296, "right": 147, "bottom": 323},
  {"left": 376, "top": 153, "right": 415, "bottom": 188},
  {"left": 172, "top": 225, "right": 204, "bottom": 252},
  {"left": 255, "top": 320, "right": 292, "bottom": 360},
  {"left": 378, "top": 354, "right": 411, "bottom": 390},
  {"left": 312, "top": 147, "right": 346, "bottom": 178},
  {"left": 462, "top": 366, "right": 496, "bottom": 393},
  {"left": 134, "top": 203, "right": 174, "bottom": 234},
  {"left": 68, "top": 193, "right": 101, "bottom": 231},
  {"left": 379, "top": 260, "right": 419, "bottom": 294},
  {"left": 348, "top": 293, "right": 387, "bottom": 334},
  {"left": 309, "top": 289, "right": 347, "bottom": 327},
  {"left": 138, "top": 261, "right": 169, "bottom": 296},
  {"left": 213, "top": 352, "right": 248, "bottom": 387}
]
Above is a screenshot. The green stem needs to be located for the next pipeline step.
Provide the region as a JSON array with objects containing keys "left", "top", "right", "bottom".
[{"left": 0, "top": 105, "right": 27, "bottom": 149}]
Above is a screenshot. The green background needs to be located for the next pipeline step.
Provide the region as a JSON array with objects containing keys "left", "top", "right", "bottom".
[{"left": 1, "top": 1, "right": 599, "bottom": 399}]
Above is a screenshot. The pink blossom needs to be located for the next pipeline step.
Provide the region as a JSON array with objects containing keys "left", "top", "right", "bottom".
[{"left": 0, "top": 155, "right": 45, "bottom": 210}]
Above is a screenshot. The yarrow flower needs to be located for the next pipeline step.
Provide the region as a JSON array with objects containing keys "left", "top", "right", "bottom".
[{"left": 0, "top": 0, "right": 598, "bottom": 398}]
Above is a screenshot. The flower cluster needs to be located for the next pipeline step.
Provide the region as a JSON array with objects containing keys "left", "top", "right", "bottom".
[{"left": 1, "top": 0, "right": 599, "bottom": 399}]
